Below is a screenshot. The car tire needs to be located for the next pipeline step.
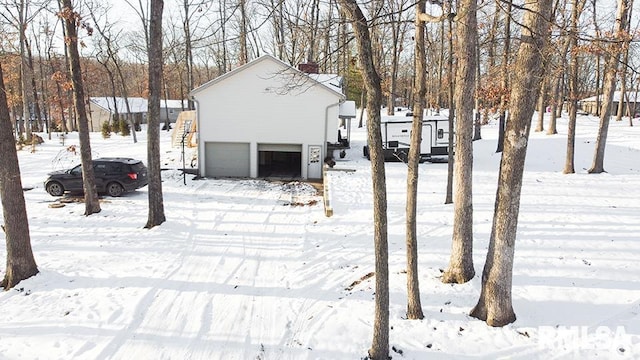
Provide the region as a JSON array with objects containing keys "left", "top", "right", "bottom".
[
  {"left": 46, "top": 182, "right": 65, "bottom": 197},
  {"left": 106, "top": 182, "right": 124, "bottom": 197}
]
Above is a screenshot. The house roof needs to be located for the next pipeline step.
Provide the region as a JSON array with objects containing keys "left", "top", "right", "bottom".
[
  {"left": 308, "top": 73, "right": 344, "bottom": 93},
  {"left": 90, "top": 97, "right": 148, "bottom": 113},
  {"left": 162, "top": 99, "right": 189, "bottom": 109},
  {"left": 190, "top": 54, "right": 346, "bottom": 99},
  {"left": 581, "top": 91, "right": 640, "bottom": 103},
  {"left": 90, "top": 97, "right": 188, "bottom": 113}
]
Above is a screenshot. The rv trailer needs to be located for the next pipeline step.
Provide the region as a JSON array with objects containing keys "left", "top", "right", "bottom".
[{"left": 363, "top": 114, "right": 452, "bottom": 162}]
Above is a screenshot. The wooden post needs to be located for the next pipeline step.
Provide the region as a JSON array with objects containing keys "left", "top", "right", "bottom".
[{"left": 323, "top": 165, "right": 333, "bottom": 217}]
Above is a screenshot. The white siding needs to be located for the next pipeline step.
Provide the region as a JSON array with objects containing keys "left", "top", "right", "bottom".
[{"left": 193, "top": 56, "right": 342, "bottom": 179}]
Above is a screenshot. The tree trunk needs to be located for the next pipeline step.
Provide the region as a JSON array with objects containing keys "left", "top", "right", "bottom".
[
  {"left": 615, "top": 0, "right": 633, "bottom": 122},
  {"left": 387, "top": 46, "right": 398, "bottom": 115},
  {"left": 628, "top": 88, "right": 637, "bottom": 126},
  {"left": 547, "top": 33, "right": 570, "bottom": 136},
  {"left": 436, "top": 20, "right": 445, "bottom": 108},
  {"left": 25, "top": 38, "right": 43, "bottom": 132},
  {"left": 60, "top": 0, "right": 101, "bottom": 216},
  {"left": 442, "top": 0, "right": 476, "bottom": 284},
  {"left": 496, "top": 0, "right": 512, "bottom": 153},
  {"left": 444, "top": 17, "right": 454, "bottom": 204},
  {"left": 33, "top": 32, "right": 52, "bottom": 138},
  {"left": 404, "top": 0, "right": 428, "bottom": 321},
  {"left": 470, "top": 0, "right": 552, "bottom": 327},
  {"left": 145, "top": 0, "right": 166, "bottom": 229},
  {"left": 473, "top": 35, "right": 482, "bottom": 141},
  {"left": 535, "top": 79, "right": 546, "bottom": 132},
  {"left": 616, "top": 78, "right": 627, "bottom": 122},
  {"left": 592, "top": 1, "right": 602, "bottom": 117},
  {"left": 547, "top": 75, "right": 560, "bottom": 135},
  {"left": 588, "top": 0, "right": 629, "bottom": 174},
  {"left": 338, "top": 1, "right": 388, "bottom": 358},
  {"left": 564, "top": 0, "right": 585, "bottom": 174},
  {"left": 17, "top": 0, "right": 33, "bottom": 141},
  {"left": 238, "top": 0, "right": 249, "bottom": 65},
  {"left": 358, "top": 88, "right": 365, "bottom": 128},
  {"left": 182, "top": 0, "right": 196, "bottom": 110},
  {"left": 0, "top": 63, "right": 39, "bottom": 290},
  {"left": 47, "top": 20, "right": 69, "bottom": 134}
]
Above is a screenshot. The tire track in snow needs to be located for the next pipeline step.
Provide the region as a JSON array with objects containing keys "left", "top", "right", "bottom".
[
  {"left": 93, "top": 179, "right": 326, "bottom": 359},
  {"left": 95, "top": 180, "right": 236, "bottom": 359}
]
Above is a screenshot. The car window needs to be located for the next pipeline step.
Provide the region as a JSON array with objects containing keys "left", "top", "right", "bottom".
[
  {"left": 131, "top": 163, "right": 145, "bottom": 172},
  {"left": 107, "top": 164, "right": 121, "bottom": 173},
  {"left": 70, "top": 165, "right": 82, "bottom": 176},
  {"left": 94, "top": 163, "right": 107, "bottom": 174}
]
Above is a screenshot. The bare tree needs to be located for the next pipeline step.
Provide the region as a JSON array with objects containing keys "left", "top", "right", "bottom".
[
  {"left": 405, "top": 0, "right": 427, "bottom": 321},
  {"left": 588, "top": 0, "right": 629, "bottom": 174},
  {"left": 145, "top": 0, "right": 166, "bottom": 229},
  {"left": 385, "top": 0, "right": 411, "bottom": 115},
  {"left": 495, "top": 0, "right": 512, "bottom": 153},
  {"left": 563, "top": 0, "right": 586, "bottom": 174},
  {"left": 547, "top": 28, "right": 570, "bottom": 136},
  {"left": 24, "top": 37, "right": 43, "bottom": 132},
  {"left": 473, "top": 33, "right": 482, "bottom": 141},
  {"left": 31, "top": 19, "right": 54, "bottom": 138},
  {"left": 237, "top": 0, "right": 249, "bottom": 64},
  {"left": 443, "top": 0, "right": 477, "bottom": 284},
  {"left": 0, "top": 62, "right": 39, "bottom": 290},
  {"left": 179, "top": 0, "right": 210, "bottom": 110},
  {"left": 444, "top": 15, "right": 454, "bottom": 204},
  {"left": 59, "top": 0, "right": 101, "bottom": 216},
  {"left": 337, "top": 1, "right": 388, "bottom": 358},
  {"left": 470, "top": 0, "right": 552, "bottom": 327},
  {"left": 535, "top": 77, "right": 547, "bottom": 132},
  {"left": 125, "top": 0, "right": 150, "bottom": 49},
  {"left": 87, "top": 1, "right": 137, "bottom": 143},
  {"left": 615, "top": 0, "right": 634, "bottom": 122},
  {"left": 591, "top": 0, "right": 602, "bottom": 117},
  {"left": 0, "top": 0, "right": 45, "bottom": 140}
]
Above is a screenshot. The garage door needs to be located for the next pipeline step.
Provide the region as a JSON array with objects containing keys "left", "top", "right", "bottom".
[
  {"left": 258, "top": 144, "right": 302, "bottom": 178},
  {"left": 205, "top": 142, "right": 250, "bottom": 177}
]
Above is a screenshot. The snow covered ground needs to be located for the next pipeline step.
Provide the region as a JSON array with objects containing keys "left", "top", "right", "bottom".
[{"left": 1, "top": 112, "right": 639, "bottom": 359}]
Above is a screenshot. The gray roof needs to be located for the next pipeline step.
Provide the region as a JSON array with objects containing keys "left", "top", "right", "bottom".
[
  {"left": 90, "top": 97, "right": 148, "bottom": 113},
  {"left": 581, "top": 91, "right": 640, "bottom": 103},
  {"left": 90, "top": 97, "right": 188, "bottom": 113},
  {"left": 190, "top": 54, "right": 345, "bottom": 99},
  {"left": 162, "top": 99, "right": 189, "bottom": 109}
]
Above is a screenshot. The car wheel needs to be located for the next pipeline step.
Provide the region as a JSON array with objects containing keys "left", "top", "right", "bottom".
[
  {"left": 106, "top": 182, "right": 124, "bottom": 197},
  {"left": 46, "top": 182, "right": 65, "bottom": 196}
]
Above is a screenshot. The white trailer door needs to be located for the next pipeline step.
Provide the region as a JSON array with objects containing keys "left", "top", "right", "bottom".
[{"left": 420, "top": 123, "right": 434, "bottom": 155}]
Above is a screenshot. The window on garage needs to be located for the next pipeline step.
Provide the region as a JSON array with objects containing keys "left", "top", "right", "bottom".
[{"left": 258, "top": 144, "right": 302, "bottom": 178}]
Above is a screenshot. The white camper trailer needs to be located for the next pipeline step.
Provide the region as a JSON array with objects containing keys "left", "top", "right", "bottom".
[{"left": 363, "top": 113, "right": 452, "bottom": 162}]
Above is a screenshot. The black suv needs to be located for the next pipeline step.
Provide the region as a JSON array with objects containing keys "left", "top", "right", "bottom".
[{"left": 45, "top": 158, "right": 148, "bottom": 197}]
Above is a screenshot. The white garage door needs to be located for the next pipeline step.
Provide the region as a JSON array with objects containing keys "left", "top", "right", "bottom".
[{"left": 205, "top": 142, "right": 250, "bottom": 177}]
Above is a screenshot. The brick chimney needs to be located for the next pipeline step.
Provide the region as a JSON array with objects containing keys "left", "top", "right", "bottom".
[{"left": 298, "top": 62, "right": 319, "bottom": 74}]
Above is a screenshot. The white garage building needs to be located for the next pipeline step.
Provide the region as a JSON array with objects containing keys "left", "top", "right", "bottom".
[{"left": 190, "top": 54, "right": 353, "bottom": 180}]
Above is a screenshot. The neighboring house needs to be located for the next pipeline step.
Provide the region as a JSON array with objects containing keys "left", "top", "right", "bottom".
[
  {"left": 161, "top": 100, "right": 190, "bottom": 124},
  {"left": 88, "top": 97, "right": 189, "bottom": 130},
  {"left": 190, "top": 54, "right": 355, "bottom": 180},
  {"left": 579, "top": 91, "right": 640, "bottom": 117},
  {"left": 88, "top": 97, "right": 147, "bottom": 131}
]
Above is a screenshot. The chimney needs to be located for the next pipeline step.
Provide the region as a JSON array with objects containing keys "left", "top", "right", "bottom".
[{"left": 298, "top": 62, "right": 319, "bottom": 74}]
